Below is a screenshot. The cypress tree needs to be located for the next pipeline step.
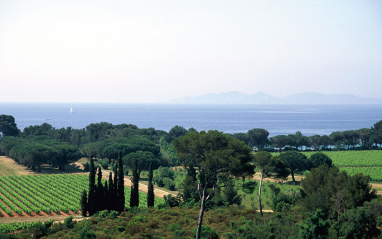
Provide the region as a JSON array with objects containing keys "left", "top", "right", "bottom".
[
  {"left": 104, "top": 180, "right": 108, "bottom": 211},
  {"left": 80, "top": 190, "right": 88, "bottom": 217},
  {"left": 113, "top": 164, "right": 118, "bottom": 211},
  {"left": 96, "top": 167, "right": 103, "bottom": 211},
  {"left": 118, "top": 151, "right": 125, "bottom": 212},
  {"left": 109, "top": 172, "right": 113, "bottom": 192},
  {"left": 130, "top": 158, "right": 139, "bottom": 208},
  {"left": 147, "top": 163, "right": 154, "bottom": 207},
  {"left": 108, "top": 172, "right": 114, "bottom": 211},
  {"left": 87, "top": 156, "right": 96, "bottom": 215}
]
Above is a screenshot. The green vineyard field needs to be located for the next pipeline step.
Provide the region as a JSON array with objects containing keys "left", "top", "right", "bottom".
[
  {"left": 302, "top": 150, "right": 382, "bottom": 167},
  {"left": 0, "top": 174, "right": 164, "bottom": 217},
  {"left": 271, "top": 150, "right": 382, "bottom": 181},
  {"left": 339, "top": 167, "right": 382, "bottom": 182}
]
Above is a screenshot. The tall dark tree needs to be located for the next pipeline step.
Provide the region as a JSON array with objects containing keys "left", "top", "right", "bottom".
[
  {"left": 371, "top": 120, "right": 382, "bottom": 148},
  {"left": 108, "top": 172, "right": 114, "bottom": 211},
  {"left": 174, "top": 130, "right": 255, "bottom": 239},
  {"left": 87, "top": 156, "right": 96, "bottom": 215},
  {"left": 103, "top": 180, "right": 108, "bottom": 211},
  {"left": 254, "top": 151, "right": 289, "bottom": 216},
  {"left": 147, "top": 163, "right": 155, "bottom": 207},
  {"left": 96, "top": 167, "right": 104, "bottom": 211},
  {"left": 0, "top": 114, "right": 19, "bottom": 136},
  {"left": 310, "top": 152, "right": 333, "bottom": 168},
  {"left": 270, "top": 135, "right": 289, "bottom": 151},
  {"left": 279, "top": 151, "right": 308, "bottom": 184},
  {"left": 301, "top": 165, "right": 376, "bottom": 219},
  {"left": 247, "top": 128, "right": 269, "bottom": 149},
  {"left": 117, "top": 151, "right": 125, "bottom": 212},
  {"left": 80, "top": 190, "right": 88, "bottom": 217},
  {"left": 123, "top": 150, "right": 159, "bottom": 178},
  {"left": 130, "top": 158, "right": 139, "bottom": 208},
  {"left": 169, "top": 125, "right": 188, "bottom": 140}
]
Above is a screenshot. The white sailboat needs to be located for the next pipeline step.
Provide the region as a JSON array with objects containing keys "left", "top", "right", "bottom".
[{"left": 70, "top": 107, "right": 74, "bottom": 113}]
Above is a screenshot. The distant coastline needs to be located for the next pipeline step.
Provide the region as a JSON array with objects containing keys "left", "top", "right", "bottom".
[{"left": 1, "top": 103, "right": 381, "bottom": 137}]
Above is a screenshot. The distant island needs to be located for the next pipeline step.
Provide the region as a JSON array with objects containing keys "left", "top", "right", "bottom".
[{"left": 169, "top": 91, "right": 382, "bottom": 105}]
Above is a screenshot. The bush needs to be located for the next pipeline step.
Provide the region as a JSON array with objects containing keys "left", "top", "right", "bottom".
[
  {"left": 98, "top": 158, "right": 109, "bottom": 170},
  {"left": 64, "top": 216, "right": 75, "bottom": 229},
  {"left": 174, "top": 229, "right": 186, "bottom": 239},
  {"left": 163, "top": 177, "right": 176, "bottom": 190},
  {"left": 83, "top": 162, "right": 89, "bottom": 172},
  {"left": 192, "top": 225, "right": 219, "bottom": 239},
  {"left": 167, "top": 223, "right": 182, "bottom": 232},
  {"left": 153, "top": 167, "right": 175, "bottom": 187},
  {"left": 116, "top": 226, "right": 126, "bottom": 233},
  {"left": 161, "top": 194, "right": 181, "bottom": 208},
  {"left": 78, "top": 227, "right": 97, "bottom": 239},
  {"left": 108, "top": 210, "right": 119, "bottom": 219}
]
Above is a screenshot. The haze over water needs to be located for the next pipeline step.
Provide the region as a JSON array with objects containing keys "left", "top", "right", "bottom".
[{"left": 1, "top": 104, "right": 381, "bottom": 137}]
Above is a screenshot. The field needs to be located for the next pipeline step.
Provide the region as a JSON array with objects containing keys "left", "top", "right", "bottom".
[
  {"left": 0, "top": 150, "right": 381, "bottom": 225},
  {"left": 0, "top": 156, "right": 166, "bottom": 223},
  {"left": 0, "top": 174, "right": 165, "bottom": 220},
  {"left": 272, "top": 150, "right": 382, "bottom": 182}
]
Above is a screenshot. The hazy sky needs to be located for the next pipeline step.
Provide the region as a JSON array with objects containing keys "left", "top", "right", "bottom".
[{"left": 1, "top": 1, "right": 381, "bottom": 103}]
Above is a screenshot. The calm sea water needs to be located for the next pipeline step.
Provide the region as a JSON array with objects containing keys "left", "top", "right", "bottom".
[{"left": 0, "top": 103, "right": 381, "bottom": 136}]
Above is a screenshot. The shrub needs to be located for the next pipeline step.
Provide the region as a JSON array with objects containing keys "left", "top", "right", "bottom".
[
  {"left": 83, "top": 162, "right": 89, "bottom": 172},
  {"left": 116, "top": 226, "right": 126, "bottom": 233},
  {"left": 64, "top": 216, "right": 75, "bottom": 229},
  {"left": 163, "top": 177, "right": 176, "bottom": 190},
  {"left": 153, "top": 167, "right": 174, "bottom": 187},
  {"left": 174, "top": 229, "right": 186, "bottom": 239},
  {"left": 78, "top": 227, "right": 97, "bottom": 239},
  {"left": 192, "top": 225, "right": 219, "bottom": 239},
  {"left": 162, "top": 194, "right": 181, "bottom": 208},
  {"left": 98, "top": 158, "right": 109, "bottom": 170},
  {"left": 167, "top": 223, "right": 182, "bottom": 232},
  {"left": 108, "top": 210, "right": 119, "bottom": 219}
]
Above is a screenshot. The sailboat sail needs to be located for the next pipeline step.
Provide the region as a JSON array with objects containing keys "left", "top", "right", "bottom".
[{"left": 70, "top": 107, "right": 74, "bottom": 113}]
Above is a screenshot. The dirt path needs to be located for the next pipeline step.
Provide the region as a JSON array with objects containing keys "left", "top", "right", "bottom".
[
  {"left": 0, "top": 156, "right": 35, "bottom": 176},
  {"left": 0, "top": 214, "right": 83, "bottom": 224},
  {"left": 101, "top": 169, "right": 177, "bottom": 199}
]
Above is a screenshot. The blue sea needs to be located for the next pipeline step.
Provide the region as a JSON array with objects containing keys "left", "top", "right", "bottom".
[{"left": 0, "top": 103, "right": 381, "bottom": 137}]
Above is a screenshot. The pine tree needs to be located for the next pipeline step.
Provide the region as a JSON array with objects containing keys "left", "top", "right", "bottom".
[
  {"left": 80, "top": 190, "right": 88, "bottom": 217},
  {"left": 147, "top": 163, "right": 154, "bottom": 207},
  {"left": 130, "top": 158, "right": 139, "bottom": 208},
  {"left": 117, "top": 151, "right": 125, "bottom": 212},
  {"left": 87, "top": 156, "right": 96, "bottom": 215}
]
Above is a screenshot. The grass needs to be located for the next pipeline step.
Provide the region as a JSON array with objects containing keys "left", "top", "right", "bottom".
[
  {"left": 166, "top": 168, "right": 301, "bottom": 210},
  {"left": 238, "top": 179, "right": 301, "bottom": 210}
]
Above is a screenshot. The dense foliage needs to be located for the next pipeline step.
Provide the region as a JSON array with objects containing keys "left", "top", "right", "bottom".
[
  {"left": 0, "top": 136, "right": 81, "bottom": 172},
  {"left": 1, "top": 115, "right": 382, "bottom": 238}
]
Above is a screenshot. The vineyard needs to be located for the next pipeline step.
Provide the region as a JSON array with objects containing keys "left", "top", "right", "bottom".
[
  {"left": 0, "top": 174, "right": 165, "bottom": 218},
  {"left": 302, "top": 150, "right": 382, "bottom": 167},
  {"left": 271, "top": 150, "right": 382, "bottom": 182}
]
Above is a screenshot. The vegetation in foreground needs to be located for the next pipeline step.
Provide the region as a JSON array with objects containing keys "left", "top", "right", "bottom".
[
  {"left": 1, "top": 115, "right": 382, "bottom": 238},
  {"left": 2, "top": 195, "right": 382, "bottom": 239}
]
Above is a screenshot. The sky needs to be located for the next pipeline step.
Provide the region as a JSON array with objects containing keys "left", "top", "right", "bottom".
[{"left": 0, "top": 1, "right": 381, "bottom": 103}]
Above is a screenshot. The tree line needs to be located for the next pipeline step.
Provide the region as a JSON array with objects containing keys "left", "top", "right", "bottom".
[
  {"left": 0, "top": 135, "right": 81, "bottom": 172},
  {"left": 80, "top": 152, "right": 155, "bottom": 217},
  {"left": 1, "top": 114, "right": 381, "bottom": 238},
  {"left": 231, "top": 120, "right": 382, "bottom": 151}
]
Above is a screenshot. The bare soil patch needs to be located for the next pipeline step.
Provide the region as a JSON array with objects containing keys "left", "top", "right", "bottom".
[
  {"left": 0, "top": 156, "right": 34, "bottom": 176},
  {"left": 0, "top": 209, "right": 10, "bottom": 218},
  {"left": 102, "top": 169, "right": 176, "bottom": 199}
]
